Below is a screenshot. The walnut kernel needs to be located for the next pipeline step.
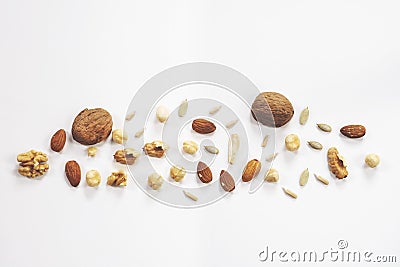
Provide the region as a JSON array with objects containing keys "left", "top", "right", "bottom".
[
  {"left": 112, "top": 129, "right": 127, "bottom": 144},
  {"left": 107, "top": 170, "right": 127, "bottom": 186},
  {"left": 17, "top": 150, "right": 49, "bottom": 178},
  {"left": 170, "top": 166, "right": 186, "bottom": 182},
  {"left": 87, "top": 146, "right": 98, "bottom": 157}
]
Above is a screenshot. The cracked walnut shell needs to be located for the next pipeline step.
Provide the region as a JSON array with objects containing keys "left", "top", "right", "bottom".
[
  {"left": 327, "top": 147, "right": 348, "bottom": 179},
  {"left": 17, "top": 150, "right": 49, "bottom": 178}
]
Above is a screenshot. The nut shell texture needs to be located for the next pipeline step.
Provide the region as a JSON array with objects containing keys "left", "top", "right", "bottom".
[
  {"left": 251, "top": 92, "right": 294, "bottom": 127},
  {"left": 72, "top": 108, "right": 113, "bottom": 145}
]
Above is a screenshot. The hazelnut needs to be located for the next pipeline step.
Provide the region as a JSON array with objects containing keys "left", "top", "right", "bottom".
[
  {"left": 285, "top": 134, "right": 300, "bottom": 151},
  {"left": 251, "top": 92, "right": 294, "bottom": 127},
  {"left": 148, "top": 173, "right": 163, "bottom": 190},
  {"left": 365, "top": 154, "right": 380, "bottom": 168},
  {"left": 182, "top": 140, "right": 199, "bottom": 155},
  {"left": 86, "top": 170, "right": 101, "bottom": 187}
]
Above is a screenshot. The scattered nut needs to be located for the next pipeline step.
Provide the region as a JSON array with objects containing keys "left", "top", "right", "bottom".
[
  {"left": 204, "top": 145, "right": 219, "bottom": 154},
  {"left": 17, "top": 150, "right": 49, "bottom": 178},
  {"left": 134, "top": 128, "right": 144, "bottom": 138},
  {"left": 192, "top": 119, "right": 216, "bottom": 134},
  {"left": 327, "top": 147, "right": 348, "bottom": 179},
  {"left": 86, "top": 170, "right": 101, "bottom": 187},
  {"left": 251, "top": 92, "right": 294, "bottom": 127},
  {"left": 183, "top": 190, "right": 198, "bottom": 201},
  {"left": 242, "top": 159, "right": 261, "bottom": 182},
  {"left": 156, "top": 105, "right": 169, "bottom": 123},
  {"left": 225, "top": 119, "right": 238, "bottom": 129},
  {"left": 107, "top": 170, "right": 127, "bottom": 187},
  {"left": 178, "top": 99, "right": 188, "bottom": 117},
  {"left": 209, "top": 105, "right": 221, "bottom": 115},
  {"left": 183, "top": 140, "right": 199, "bottom": 155},
  {"left": 197, "top": 161, "right": 213, "bottom": 183},
  {"left": 125, "top": 111, "right": 136, "bottom": 121},
  {"left": 65, "top": 160, "right": 81, "bottom": 187},
  {"left": 285, "top": 134, "right": 300, "bottom": 152},
  {"left": 265, "top": 168, "right": 279, "bottom": 183},
  {"left": 299, "top": 107, "right": 309, "bottom": 125},
  {"left": 317, "top": 123, "right": 332, "bottom": 133},
  {"left": 261, "top": 135, "right": 269, "bottom": 148},
  {"left": 148, "top": 173, "right": 163, "bottom": 190},
  {"left": 266, "top": 152, "right": 278, "bottom": 162},
  {"left": 71, "top": 108, "right": 113, "bottom": 145},
  {"left": 228, "top": 134, "right": 240, "bottom": 164},
  {"left": 308, "top": 141, "right": 323, "bottom": 150},
  {"left": 170, "top": 166, "right": 186, "bottom": 182},
  {"left": 314, "top": 173, "right": 329, "bottom": 185},
  {"left": 340, "top": 124, "right": 366, "bottom": 138},
  {"left": 87, "top": 146, "right": 98, "bottom": 157},
  {"left": 143, "top": 141, "right": 167, "bottom": 158},
  {"left": 50, "top": 129, "right": 67, "bottom": 152},
  {"left": 220, "top": 170, "right": 235, "bottom": 192},
  {"left": 299, "top": 168, "right": 309, "bottom": 186},
  {"left": 365, "top": 154, "right": 380, "bottom": 168},
  {"left": 112, "top": 129, "right": 127, "bottom": 144},
  {"left": 282, "top": 187, "right": 297, "bottom": 199},
  {"left": 114, "top": 148, "right": 140, "bottom": 165}
]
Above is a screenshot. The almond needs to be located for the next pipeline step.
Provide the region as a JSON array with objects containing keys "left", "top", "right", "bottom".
[
  {"left": 242, "top": 159, "right": 261, "bottom": 182},
  {"left": 340, "top": 124, "right": 366, "bottom": 138},
  {"left": 220, "top": 170, "right": 235, "bottom": 192},
  {"left": 50, "top": 129, "right": 66, "bottom": 152},
  {"left": 192, "top": 119, "right": 216, "bottom": 134},
  {"left": 197, "top": 161, "right": 213, "bottom": 183},
  {"left": 65, "top": 160, "right": 81, "bottom": 187}
]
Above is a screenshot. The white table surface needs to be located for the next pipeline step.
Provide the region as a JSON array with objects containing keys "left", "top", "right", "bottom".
[{"left": 1, "top": 1, "right": 399, "bottom": 266}]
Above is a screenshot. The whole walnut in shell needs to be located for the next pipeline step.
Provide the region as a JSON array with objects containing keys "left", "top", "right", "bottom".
[
  {"left": 71, "top": 108, "right": 113, "bottom": 145},
  {"left": 251, "top": 92, "right": 294, "bottom": 127}
]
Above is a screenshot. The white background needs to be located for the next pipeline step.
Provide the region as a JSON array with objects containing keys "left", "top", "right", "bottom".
[{"left": 1, "top": 0, "right": 399, "bottom": 266}]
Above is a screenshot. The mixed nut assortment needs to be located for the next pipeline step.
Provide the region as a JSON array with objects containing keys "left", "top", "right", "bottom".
[{"left": 16, "top": 90, "right": 380, "bottom": 201}]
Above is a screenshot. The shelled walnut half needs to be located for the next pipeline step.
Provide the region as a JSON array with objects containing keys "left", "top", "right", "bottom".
[
  {"left": 143, "top": 141, "right": 168, "bottom": 158},
  {"left": 327, "top": 147, "right": 348, "bottom": 179},
  {"left": 114, "top": 148, "right": 140, "bottom": 165},
  {"left": 107, "top": 170, "right": 127, "bottom": 186},
  {"left": 17, "top": 150, "right": 49, "bottom": 178}
]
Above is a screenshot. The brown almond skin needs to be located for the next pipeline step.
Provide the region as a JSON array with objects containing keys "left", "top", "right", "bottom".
[
  {"left": 65, "top": 160, "right": 81, "bottom": 187},
  {"left": 242, "top": 159, "right": 261, "bottom": 182},
  {"left": 220, "top": 170, "right": 235, "bottom": 192},
  {"left": 340, "top": 125, "right": 366, "bottom": 138},
  {"left": 197, "top": 161, "right": 213, "bottom": 183},
  {"left": 192, "top": 119, "right": 216, "bottom": 134},
  {"left": 50, "top": 129, "right": 67, "bottom": 152}
]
